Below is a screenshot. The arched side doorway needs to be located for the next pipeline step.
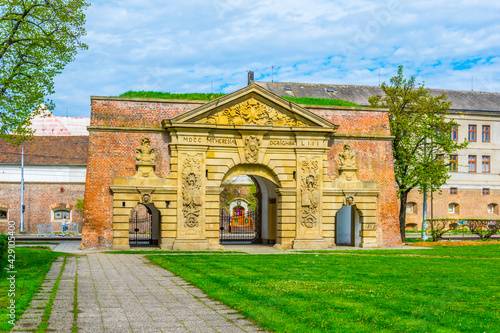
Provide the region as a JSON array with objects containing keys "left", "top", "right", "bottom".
[
  {"left": 335, "top": 205, "right": 361, "bottom": 246},
  {"left": 129, "top": 203, "right": 160, "bottom": 246}
]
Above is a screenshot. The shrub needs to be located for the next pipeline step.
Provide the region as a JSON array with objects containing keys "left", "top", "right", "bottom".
[
  {"left": 425, "top": 218, "right": 500, "bottom": 241},
  {"left": 468, "top": 220, "right": 500, "bottom": 240}
]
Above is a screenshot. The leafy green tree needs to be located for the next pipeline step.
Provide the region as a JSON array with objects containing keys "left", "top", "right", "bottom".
[
  {"left": 0, "top": 0, "right": 89, "bottom": 143},
  {"left": 369, "top": 66, "right": 467, "bottom": 241}
]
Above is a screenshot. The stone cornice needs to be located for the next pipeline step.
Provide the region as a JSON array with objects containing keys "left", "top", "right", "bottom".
[{"left": 87, "top": 126, "right": 165, "bottom": 133}]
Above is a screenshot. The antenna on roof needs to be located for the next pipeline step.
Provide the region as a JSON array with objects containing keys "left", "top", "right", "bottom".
[
  {"left": 271, "top": 65, "right": 276, "bottom": 82},
  {"left": 471, "top": 75, "right": 474, "bottom": 91}
]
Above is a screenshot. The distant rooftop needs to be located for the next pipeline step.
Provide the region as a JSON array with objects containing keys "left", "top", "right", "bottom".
[
  {"left": 0, "top": 136, "right": 89, "bottom": 165},
  {"left": 30, "top": 107, "right": 90, "bottom": 136},
  {"left": 256, "top": 82, "right": 500, "bottom": 112}
]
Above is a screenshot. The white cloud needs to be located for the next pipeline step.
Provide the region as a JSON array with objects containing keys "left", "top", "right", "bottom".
[{"left": 50, "top": 0, "right": 500, "bottom": 116}]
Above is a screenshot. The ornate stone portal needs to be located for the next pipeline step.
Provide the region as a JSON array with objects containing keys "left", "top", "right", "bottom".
[{"left": 103, "top": 84, "right": 391, "bottom": 251}]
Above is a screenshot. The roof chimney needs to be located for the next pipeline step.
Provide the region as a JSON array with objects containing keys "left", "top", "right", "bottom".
[{"left": 248, "top": 71, "right": 255, "bottom": 85}]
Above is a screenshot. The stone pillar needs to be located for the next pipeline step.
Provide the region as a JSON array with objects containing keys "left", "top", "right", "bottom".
[
  {"left": 274, "top": 188, "right": 296, "bottom": 249},
  {"left": 173, "top": 152, "right": 210, "bottom": 251}
]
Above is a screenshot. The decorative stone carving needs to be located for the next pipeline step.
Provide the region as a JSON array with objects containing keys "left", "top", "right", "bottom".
[
  {"left": 181, "top": 155, "right": 202, "bottom": 228},
  {"left": 141, "top": 193, "right": 151, "bottom": 204},
  {"left": 300, "top": 157, "right": 320, "bottom": 228},
  {"left": 135, "top": 137, "right": 157, "bottom": 178},
  {"left": 244, "top": 135, "right": 260, "bottom": 163},
  {"left": 339, "top": 144, "right": 355, "bottom": 167},
  {"left": 136, "top": 137, "right": 155, "bottom": 163},
  {"left": 338, "top": 144, "right": 358, "bottom": 181},
  {"left": 196, "top": 98, "right": 307, "bottom": 126}
]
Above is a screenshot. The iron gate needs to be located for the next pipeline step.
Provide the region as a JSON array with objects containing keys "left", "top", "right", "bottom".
[
  {"left": 219, "top": 209, "right": 259, "bottom": 244},
  {"left": 129, "top": 209, "right": 153, "bottom": 246}
]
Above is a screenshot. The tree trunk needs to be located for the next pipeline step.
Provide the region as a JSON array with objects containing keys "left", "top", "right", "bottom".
[{"left": 399, "top": 191, "right": 409, "bottom": 242}]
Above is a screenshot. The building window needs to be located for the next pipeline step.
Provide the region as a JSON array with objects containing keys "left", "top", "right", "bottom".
[
  {"left": 468, "top": 125, "right": 477, "bottom": 142},
  {"left": 483, "top": 188, "right": 490, "bottom": 195},
  {"left": 0, "top": 209, "right": 7, "bottom": 220},
  {"left": 450, "top": 187, "right": 457, "bottom": 195},
  {"left": 482, "top": 156, "right": 490, "bottom": 173},
  {"left": 406, "top": 202, "right": 417, "bottom": 214},
  {"left": 451, "top": 126, "right": 458, "bottom": 141},
  {"left": 448, "top": 203, "right": 459, "bottom": 214},
  {"left": 482, "top": 125, "right": 490, "bottom": 142},
  {"left": 450, "top": 155, "right": 458, "bottom": 171},
  {"left": 468, "top": 155, "right": 476, "bottom": 172},
  {"left": 436, "top": 154, "right": 444, "bottom": 163},
  {"left": 53, "top": 209, "right": 70, "bottom": 220},
  {"left": 488, "top": 203, "right": 498, "bottom": 214}
]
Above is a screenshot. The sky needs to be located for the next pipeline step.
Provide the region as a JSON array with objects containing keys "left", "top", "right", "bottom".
[{"left": 50, "top": 0, "right": 500, "bottom": 117}]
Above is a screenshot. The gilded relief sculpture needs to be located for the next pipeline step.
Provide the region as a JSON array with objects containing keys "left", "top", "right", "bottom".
[
  {"left": 300, "top": 157, "right": 320, "bottom": 228},
  {"left": 182, "top": 155, "right": 202, "bottom": 228},
  {"left": 196, "top": 98, "right": 307, "bottom": 126},
  {"left": 244, "top": 135, "right": 260, "bottom": 163}
]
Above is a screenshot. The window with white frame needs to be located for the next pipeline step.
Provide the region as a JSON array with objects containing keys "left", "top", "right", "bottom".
[{"left": 448, "top": 203, "right": 459, "bottom": 214}]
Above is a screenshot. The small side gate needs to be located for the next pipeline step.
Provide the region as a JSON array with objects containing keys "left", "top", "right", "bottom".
[
  {"left": 129, "top": 205, "right": 153, "bottom": 246},
  {"left": 219, "top": 209, "right": 259, "bottom": 244}
]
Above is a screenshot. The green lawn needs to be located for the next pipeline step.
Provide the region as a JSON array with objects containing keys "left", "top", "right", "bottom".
[
  {"left": 148, "top": 245, "right": 500, "bottom": 333},
  {"left": 0, "top": 248, "right": 63, "bottom": 332}
]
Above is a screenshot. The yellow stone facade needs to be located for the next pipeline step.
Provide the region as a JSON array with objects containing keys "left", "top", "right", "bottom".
[{"left": 108, "top": 85, "right": 382, "bottom": 250}]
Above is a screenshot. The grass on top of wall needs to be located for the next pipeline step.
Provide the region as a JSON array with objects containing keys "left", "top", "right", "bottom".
[
  {"left": 148, "top": 244, "right": 500, "bottom": 333},
  {"left": 118, "top": 91, "right": 226, "bottom": 101},
  {"left": 281, "top": 95, "right": 361, "bottom": 107},
  {"left": 118, "top": 91, "right": 361, "bottom": 107}
]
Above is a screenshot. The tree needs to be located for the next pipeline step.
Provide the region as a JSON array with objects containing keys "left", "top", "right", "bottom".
[
  {"left": 369, "top": 66, "right": 467, "bottom": 241},
  {"left": 0, "top": 0, "right": 89, "bottom": 143}
]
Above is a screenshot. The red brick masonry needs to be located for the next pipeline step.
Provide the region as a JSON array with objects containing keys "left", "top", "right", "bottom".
[{"left": 84, "top": 99, "right": 401, "bottom": 248}]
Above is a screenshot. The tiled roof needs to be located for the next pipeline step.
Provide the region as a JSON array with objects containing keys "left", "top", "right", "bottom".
[
  {"left": 0, "top": 136, "right": 88, "bottom": 165},
  {"left": 30, "top": 108, "right": 90, "bottom": 136},
  {"left": 256, "top": 82, "right": 500, "bottom": 112}
]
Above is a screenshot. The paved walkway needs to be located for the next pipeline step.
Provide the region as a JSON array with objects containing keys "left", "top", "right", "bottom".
[{"left": 11, "top": 254, "right": 266, "bottom": 333}]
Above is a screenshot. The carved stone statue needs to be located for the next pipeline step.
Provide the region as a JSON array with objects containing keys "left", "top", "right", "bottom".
[
  {"left": 339, "top": 144, "right": 355, "bottom": 168},
  {"left": 245, "top": 135, "right": 260, "bottom": 163},
  {"left": 136, "top": 137, "right": 155, "bottom": 163}
]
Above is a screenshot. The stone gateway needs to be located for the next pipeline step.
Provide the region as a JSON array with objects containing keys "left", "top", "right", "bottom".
[{"left": 83, "top": 84, "right": 401, "bottom": 250}]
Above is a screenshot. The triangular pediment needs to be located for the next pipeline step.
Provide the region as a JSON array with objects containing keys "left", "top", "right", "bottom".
[{"left": 167, "top": 84, "right": 339, "bottom": 129}]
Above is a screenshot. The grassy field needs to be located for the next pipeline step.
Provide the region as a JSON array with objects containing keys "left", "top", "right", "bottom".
[
  {"left": 148, "top": 245, "right": 500, "bottom": 333},
  {"left": 0, "top": 248, "right": 62, "bottom": 332}
]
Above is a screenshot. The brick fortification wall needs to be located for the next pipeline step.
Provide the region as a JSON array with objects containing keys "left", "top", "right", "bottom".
[
  {"left": 83, "top": 99, "right": 202, "bottom": 248},
  {"left": 311, "top": 107, "right": 401, "bottom": 247},
  {"left": 0, "top": 183, "right": 84, "bottom": 233},
  {"left": 84, "top": 99, "right": 401, "bottom": 248}
]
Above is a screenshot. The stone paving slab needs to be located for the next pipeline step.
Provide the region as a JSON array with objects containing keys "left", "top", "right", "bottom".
[
  {"left": 77, "top": 253, "right": 268, "bottom": 332},
  {"left": 10, "top": 257, "right": 64, "bottom": 332}
]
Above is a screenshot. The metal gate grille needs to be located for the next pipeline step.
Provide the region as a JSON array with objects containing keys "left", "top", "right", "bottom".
[
  {"left": 219, "top": 209, "right": 259, "bottom": 244},
  {"left": 129, "top": 209, "right": 153, "bottom": 246}
]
